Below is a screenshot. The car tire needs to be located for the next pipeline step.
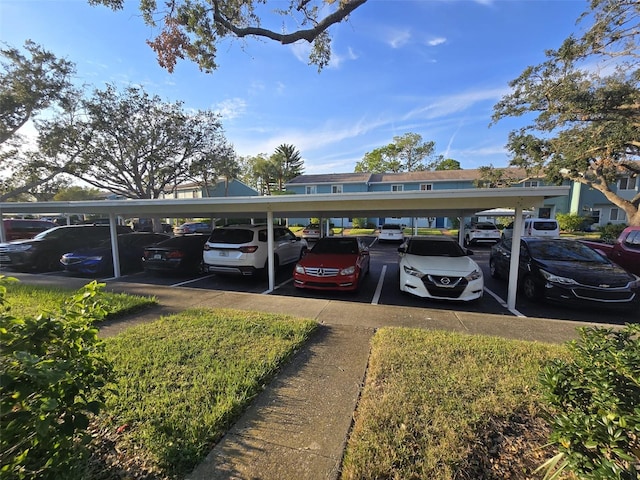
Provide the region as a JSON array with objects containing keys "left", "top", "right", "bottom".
[
  {"left": 489, "top": 259, "right": 501, "bottom": 279},
  {"left": 35, "top": 254, "right": 59, "bottom": 272},
  {"left": 522, "top": 275, "right": 540, "bottom": 300}
]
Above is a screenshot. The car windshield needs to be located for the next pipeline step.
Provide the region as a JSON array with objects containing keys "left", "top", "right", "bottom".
[
  {"left": 311, "top": 238, "right": 358, "bottom": 254},
  {"left": 208, "top": 228, "right": 254, "bottom": 244},
  {"left": 406, "top": 239, "right": 465, "bottom": 257},
  {"left": 528, "top": 241, "right": 609, "bottom": 263}
]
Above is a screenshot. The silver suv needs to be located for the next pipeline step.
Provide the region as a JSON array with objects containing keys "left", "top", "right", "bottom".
[{"left": 202, "top": 225, "right": 308, "bottom": 276}]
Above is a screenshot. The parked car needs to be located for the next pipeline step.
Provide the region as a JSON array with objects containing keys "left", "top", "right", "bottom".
[
  {"left": 60, "top": 232, "right": 170, "bottom": 276},
  {"left": 0, "top": 224, "right": 132, "bottom": 272},
  {"left": 398, "top": 236, "right": 484, "bottom": 302},
  {"left": 579, "top": 226, "right": 640, "bottom": 276},
  {"left": 173, "top": 222, "right": 212, "bottom": 235},
  {"left": 301, "top": 223, "right": 333, "bottom": 240},
  {"left": 202, "top": 225, "right": 308, "bottom": 276},
  {"left": 502, "top": 218, "right": 560, "bottom": 240},
  {"left": 142, "top": 234, "right": 209, "bottom": 274},
  {"left": 378, "top": 224, "right": 405, "bottom": 243},
  {"left": 293, "top": 236, "right": 370, "bottom": 292},
  {"left": 2, "top": 218, "right": 57, "bottom": 241},
  {"left": 464, "top": 222, "right": 501, "bottom": 246},
  {"left": 489, "top": 238, "right": 640, "bottom": 310}
]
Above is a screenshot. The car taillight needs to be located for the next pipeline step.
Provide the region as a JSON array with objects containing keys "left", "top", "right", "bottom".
[
  {"left": 166, "top": 250, "right": 185, "bottom": 258},
  {"left": 239, "top": 246, "right": 258, "bottom": 253}
]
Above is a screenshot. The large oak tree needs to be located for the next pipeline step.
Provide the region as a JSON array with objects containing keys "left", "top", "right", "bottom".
[
  {"left": 88, "top": 0, "right": 367, "bottom": 72},
  {"left": 492, "top": 0, "right": 640, "bottom": 225},
  {"left": 41, "top": 84, "right": 236, "bottom": 200}
]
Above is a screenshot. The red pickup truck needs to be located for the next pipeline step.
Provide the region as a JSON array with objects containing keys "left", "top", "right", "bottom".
[{"left": 580, "top": 226, "right": 640, "bottom": 276}]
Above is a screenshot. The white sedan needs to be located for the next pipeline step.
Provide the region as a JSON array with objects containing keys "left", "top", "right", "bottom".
[{"left": 398, "top": 236, "right": 484, "bottom": 302}]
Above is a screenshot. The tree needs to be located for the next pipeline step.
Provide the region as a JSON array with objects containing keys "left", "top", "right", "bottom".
[
  {"left": 0, "top": 41, "right": 79, "bottom": 201},
  {"left": 491, "top": 0, "right": 640, "bottom": 225},
  {"left": 188, "top": 142, "right": 239, "bottom": 196},
  {"left": 41, "top": 84, "right": 233, "bottom": 201},
  {"left": 239, "top": 154, "right": 275, "bottom": 195},
  {"left": 473, "top": 165, "right": 523, "bottom": 189},
  {"left": 354, "top": 133, "right": 440, "bottom": 173},
  {"left": 435, "top": 158, "right": 461, "bottom": 171},
  {"left": 53, "top": 186, "right": 104, "bottom": 201},
  {"left": 88, "top": 0, "right": 368, "bottom": 73},
  {"left": 270, "top": 144, "right": 304, "bottom": 192}
]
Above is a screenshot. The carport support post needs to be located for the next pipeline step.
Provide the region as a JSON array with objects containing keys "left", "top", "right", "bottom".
[
  {"left": 507, "top": 206, "right": 524, "bottom": 310},
  {"left": 266, "top": 211, "right": 275, "bottom": 292},
  {"left": 0, "top": 212, "right": 6, "bottom": 243},
  {"left": 109, "top": 213, "right": 122, "bottom": 278}
]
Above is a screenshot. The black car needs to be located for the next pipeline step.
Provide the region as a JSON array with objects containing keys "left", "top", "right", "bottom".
[
  {"left": 60, "top": 232, "right": 170, "bottom": 276},
  {"left": 489, "top": 237, "right": 640, "bottom": 310},
  {"left": 0, "top": 224, "right": 132, "bottom": 272},
  {"left": 142, "top": 234, "right": 209, "bottom": 274}
]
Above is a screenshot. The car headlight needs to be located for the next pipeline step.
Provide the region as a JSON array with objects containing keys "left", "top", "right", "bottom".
[
  {"left": 294, "top": 264, "right": 305, "bottom": 274},
  {"left": 340, "top": 266, "right": 355, "bottom": 275},
  {"left": 630, "top": 275, "right": 640, "bottom": 289},
  {"left": 7, "top": 244, "right": 32, "bottom": 252},
  {"left": 540, "top": 268, "right": 578, "bottom": 286},
  {"left": 465, "top": 269, "right": 482, "bottom": 281},
  {"left": 403, "top": 265, "right": 424, "bottom": 278}
]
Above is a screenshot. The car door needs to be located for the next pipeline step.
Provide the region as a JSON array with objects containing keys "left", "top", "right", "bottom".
[{"left": 273, "top": 228, "right": 294, "bottom": 264}]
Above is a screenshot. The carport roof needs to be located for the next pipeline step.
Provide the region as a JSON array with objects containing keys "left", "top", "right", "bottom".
[{"left": 0, "top": 186, "right": 570, "bottom": 219}]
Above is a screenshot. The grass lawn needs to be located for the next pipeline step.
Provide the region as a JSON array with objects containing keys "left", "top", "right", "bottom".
[
  {"left": 340, "top": 327, "right": 568, "bottom": 480},
  {"left": 3, "top": 281, "right": 156, "bottom": 320},
  {"left": 92, "top": 309, "right": 317, "bottom": 477}
]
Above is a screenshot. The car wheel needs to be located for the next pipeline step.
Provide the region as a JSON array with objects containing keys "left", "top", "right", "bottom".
[
  {"left": 489, "top": 259, "right": 501, "bottom": 279},
  {"left": 522, "top": 275, "right": 540, "bottom": 300},
  {"left": 35, "top": 254, "right": 59, "bottom": 272}
]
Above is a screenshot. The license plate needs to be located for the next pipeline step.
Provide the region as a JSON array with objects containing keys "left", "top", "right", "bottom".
[
  {"left": 153, "top": 254, "right": 162, "bottom": 260},
  {"left": 219, "top": 251, "right": 228, "bottom": 257}
]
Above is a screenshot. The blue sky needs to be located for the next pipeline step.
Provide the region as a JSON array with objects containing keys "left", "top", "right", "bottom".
[{"left": 2, "top": 0, "right": 588, "bottom": 174}]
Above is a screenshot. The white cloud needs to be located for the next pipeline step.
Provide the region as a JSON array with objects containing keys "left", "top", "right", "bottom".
[
  {"left": 214, "top": 98, "right": 247, "bottom": 120},
  {"left": 404, "top": 87, "right": 508, "bottom": 121},
  {"left": 427, "top": 37, "right": 447, "bottom": 47},
  {"left": 386, "top": 29, "right": 411, "bottom": 49}
]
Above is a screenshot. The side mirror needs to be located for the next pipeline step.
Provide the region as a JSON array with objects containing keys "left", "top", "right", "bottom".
[{"left": 398, "top": 246, "right": 406, "bottom": 254}]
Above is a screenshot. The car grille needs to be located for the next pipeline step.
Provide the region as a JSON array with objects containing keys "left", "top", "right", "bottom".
[
  {"left": 422, "top": 275, "right": 468, "bottom": 298},
  {"left": 304, "top": 267, "right": 340, "bottom": 277},
  {"left": 572, "top": 288, "right": 635, "bottom": 302},
  {"left": 305, "top": 281, "right": 344, "bottom": 288}
]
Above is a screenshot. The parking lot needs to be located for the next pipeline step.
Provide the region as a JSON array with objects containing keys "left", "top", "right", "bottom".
[{"left": 19, "top": 235, "right": 634, "bottom": 326}]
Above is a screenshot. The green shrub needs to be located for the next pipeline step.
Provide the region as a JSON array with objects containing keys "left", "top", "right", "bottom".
[
  {"left": 538, "top": 324, "right": 640, "bottom": 480},
  {"left": 0, "top": 277, "right": 115, "bottom": 480},
  {"left": 599, "top": 223, "right": 628, "bottom": 242},
  {"left": 556, "top": 213, "right": 593, "bottom": 232}
]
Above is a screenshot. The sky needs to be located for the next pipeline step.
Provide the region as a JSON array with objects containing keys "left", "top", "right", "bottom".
[{"left": 1, "top": 0, "right": 589, "bottom": 175}]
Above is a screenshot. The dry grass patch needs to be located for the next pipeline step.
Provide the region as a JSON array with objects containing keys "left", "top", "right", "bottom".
[{"left": 341, "top": 328, "right": 568, "bottom": 480}]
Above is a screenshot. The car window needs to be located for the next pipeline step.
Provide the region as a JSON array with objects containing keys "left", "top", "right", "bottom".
[
  {"left": 382, "top": 224, "right": 401, "bottom": 230},
  {"left": 528, "top": 241, "right": 608, "bottom": 263},
  {"left": 312, "top": 238, "right": 358, "bottom": 254},
  {"left": 531, "top": 221, "right": 558, "bottom": 231},
  {"left": 209, "top": 228, "right": 255, "bottom": 244},
  {"left": 624, "top": 230, "right": 640, "bottom": 248},
  {"left": 407, "top": 240, "right": 465, "bottom": 257},
  {"left": 474, "top": 224, "right": 498, "bottom": 230}
]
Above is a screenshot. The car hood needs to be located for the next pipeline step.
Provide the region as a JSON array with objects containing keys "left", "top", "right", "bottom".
[
  {"left": 299, "top": 253, "right": 359, "bottom": 268},
  {"left": 535, "top": 259, "right": 635, "bottom": 285},
  {"left": 403, "top": 254, "right": 479, "bottom": 274}
]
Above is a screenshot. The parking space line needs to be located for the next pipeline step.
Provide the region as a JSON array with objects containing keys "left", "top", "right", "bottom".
[
  {"left": 371, "top": 264, "right": 387, "bottom": 305},
  {"left": 484, "top": 286, "right": 526, "bottom": 317},
  {"left": 171, "top": 274, "right": 216, "bottom": 287},
  {"left": 263, "top": 277, "right": 293, "bottom": 295}
]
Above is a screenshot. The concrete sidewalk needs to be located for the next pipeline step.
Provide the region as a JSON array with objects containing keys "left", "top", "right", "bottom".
[{"left": 8, "top": 273, "right": 598, "bottom": 480}]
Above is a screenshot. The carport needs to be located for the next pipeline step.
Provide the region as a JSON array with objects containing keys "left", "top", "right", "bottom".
[{"left": 0, "top": 185, "right": 569, "bottom": 309}]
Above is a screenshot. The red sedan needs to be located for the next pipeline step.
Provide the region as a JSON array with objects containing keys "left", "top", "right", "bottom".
[{"left": 293, "top": 236, "right": 370, "bottom": 292}]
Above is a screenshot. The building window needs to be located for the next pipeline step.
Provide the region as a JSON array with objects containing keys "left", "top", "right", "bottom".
[
  {"left": 391, "top": 184, "right": 404, "bottom": 192},
  {"left": 524, "top": 180, "right": 539, "bottom": 188},
  {"left": 610, "top": 208, "right": 620, "bottom": 221},
  {"left": 331, "top": 185, "right": 343, "bottom": 194},
  {"left": 305, "top": 186, "right": 317, "bottom": 194},
  {"left": 591, "top": 209, "right": 601, "bottom": 225},
  {"left": 420, "top": 183, "right": 433, "bottom": 191},
  {"left": 619, "top": 177, "right": 637, "bottom": 190}
]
